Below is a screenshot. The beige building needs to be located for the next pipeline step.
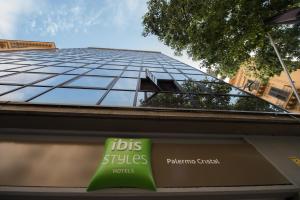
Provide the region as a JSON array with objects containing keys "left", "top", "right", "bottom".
[
  {"left": 230, "top": 67, "right": 300, "bottom": 113},
  {"left": 0, "top": 39, "right": 56, "bottom": 51}
]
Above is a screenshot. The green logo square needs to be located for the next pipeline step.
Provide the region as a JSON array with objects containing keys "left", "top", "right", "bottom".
[{"left": 87, "top": 138, "right": 156, "bottom": 191}]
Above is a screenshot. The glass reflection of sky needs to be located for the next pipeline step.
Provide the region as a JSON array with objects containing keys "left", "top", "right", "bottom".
[
  {"left": 126, "top": 66, "right": 140, "bottom": 71},
  {"left": 0, "top": 86, "right": 49, "bottom": 102},
  {"left": 171, "top": 73, "right": 188, "bottom": 80},
  {"left": 101, "top": 65, "right": 125, "bottom": 70},
  {"left": 0, "top": 72, "right": 14, "bottom": 77},
  {"left": 66, "top": 68, "right": 90, "bottom": 75},
  {"left": 54, "top": 63, "right": 86, "bottom": 68},
  {"left": 8, "top": 65, "right": 42, "bottom": 72},
  {"left": 15, "top": 60, "right": 45, "bottom": 65},
  {"left": 66, "top": 76, "right": 114, "bottom": 88},
  {"left": 112, "top": 78, "right": 138, "bottom": 90},
  {"left": 166, "top": 68, "right": 180, "bottom": 73},
  {"left": 30, "top": 88, "right": 106, "bottom": 105},
  {"left": 87, "top": 69, "right": 122, "bottom": 76},
  {"left": 30, "top": 67, "right": 74, "bottom": 74},
  {"left": 0, "top": 64, "right": 27, "bottom": 71},
  {"left": 0, "top": 73, "right": 51, "bottom": 85},
  {"left": 122, "top": 71, "right": 140, "bottom": 78},
  {"left": 35, "top": 75, "right": 76, "bottom": 86},
  {"left": 0, "top": 85, "right": 20, "bottom": 95},
  {"left": 152, "top": 72, "right": 172, "bottom": 80},
  {"left": 0, "top": 48, "right": 285, "bottom": 113},
  {"left": 101, "top": 90, "right": 135, "bottom": 106}
]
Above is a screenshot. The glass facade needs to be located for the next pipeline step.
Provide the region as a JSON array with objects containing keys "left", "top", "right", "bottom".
[{"left": 0, "top": 48, "right": 285, "bottom": 112}]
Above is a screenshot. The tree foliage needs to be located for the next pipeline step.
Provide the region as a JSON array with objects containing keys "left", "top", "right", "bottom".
[{"left": 142, "top": 0, "right": 300, "bottom": 81}]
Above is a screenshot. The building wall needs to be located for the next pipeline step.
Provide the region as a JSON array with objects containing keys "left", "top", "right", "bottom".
[
  {"left": 230, "top": 67, "right": 300, "bottom": 113},
  {"left": 0, "top": 39, "right": 56, "bottom": 51}
]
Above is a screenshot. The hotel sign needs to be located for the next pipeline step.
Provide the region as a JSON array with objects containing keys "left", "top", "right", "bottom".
[
  {"left": 152, "top": 143, "right": 290, "bottom": 187},
  {"left": 0, "top": 139, "right": 289, "bottom": 189}
]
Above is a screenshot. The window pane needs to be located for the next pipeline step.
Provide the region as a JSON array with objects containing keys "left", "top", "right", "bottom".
[
  {"left": 171, "top": 73, "right": 187, "bottom": 80},
  {"left": 35, "top": 75, "right": 76, "bottom": 86},
  {"left": 54, "top": 63, "right": 85, "bottom": 67},
  {"left": 7, "top": 65, "right": 42, "bottom": 72},
  {"left": 101, "top": 65, "right": 125, "bottom": 70},
  {"left": 0, "top": 73, "right": 51, "bottom": 84},
  {"left": 0, "top": 86, "right": 49, "bottom": 102},
  {"left": 66, "top": 76, "right": 114, "bottom": 88},
  {"left": 145, "top": 67, "right": 165, "bottom": 72},
  {"left": 181, "top": 69, "right": 203, "bottom": 74},
  {"left": 15, "top": 60, "right": 45, "bottom": 65},
  {"left": 0, "top": 72, "right": 14, "bottom": 77},
  {"left": 187, "top": 74, "right": 218, "bottom": 82},
  {"left": 87, "top": 69, "right": 122, "bottom": 76},
  {"left": 129, "top": 63, "right": 142, "bottom": 67},
  {"left": 136, "top": 92, "right": 155, "bottom": 106},
  {"left": 166, "top": 68, "right": 179, "bottom": 73},
  {"left": 228, "top": 87, "right": 249, "bottom": 96},
  {"left": 113, "top": 78, "right": 138, "bottom": 90},
  {"left": 143, "top": 64, "right": 161, "bottom": 68},
  {"left": 140, "top": 72, "right": 146, "bottom": 79},
  {"left": 66, "top": 68, "right": 90, "bottom": 75},
  {"left": 30, "top": 88, "right": 105, "bottom": 105},
  {"left": 38, "top": 61, "right": 62, "bottom": 66},
  {"left": 106, "top": 62, "right": 127, "bottom": 66},
  {"left": 152, "top": 72, "right": 172, "bottom": 80},
  {"left": 30, "top": 67, "right": 74, "bottom": 73},
  {"left": 127, "top": 66, "right": 140, "bottom": 71},
  {"left": 268, "top": 87, "right": 290, "bottom": 101},
  {"left": 0, "top": 85, "right": 20, "bottom": 95},
  {"left": 121, "top": 71, "right": 140, "bottom": 78},
  {"left": 0, "top": 64, "right": 25, "bottom": 70},
  {"left": 84, "top": 64, "right": 100, "bottom": 68},
  {"left": 101, "top": 90, "right": 135, "bottom": 106}
]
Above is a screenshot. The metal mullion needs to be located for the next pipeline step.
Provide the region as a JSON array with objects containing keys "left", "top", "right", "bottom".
[
  {"left": 185, "top": 90, "right": 249, "bottom": 98},
  {"left": 15, "top": 60, "right": 49, "bottom": 66},
  {"left": 132, "top": 61, "right": 143, "bottom": 107},
  {"left": 96, "top": 89, "right": 136, "bottom": 92},
  {"left": 0, "top": 83, "right": 24, "bottom": 87},
  {"left": 95, "top": 66, "right": 127, "bottom": 105},
  {"left": 0, "top": 71, "right": 21, "bottom": 79},
  {"left": 26, "top": 62, "right": 111, "bottom": 102},
  {"left": 3, "top": 65, "right": 54, "bottom": 76},
  {"left": 134, "top": 89, "right": 250, "bottom": 98},
  {"left": 60, "top": 85, "right": 107, "bottom": 90}
]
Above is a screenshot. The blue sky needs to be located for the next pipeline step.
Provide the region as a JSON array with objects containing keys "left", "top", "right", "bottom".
[{"left": 0, "top": 0, "right": 201, "bottom": 69}]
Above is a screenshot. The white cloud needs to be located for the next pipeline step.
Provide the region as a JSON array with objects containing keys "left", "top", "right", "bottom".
[
  {"left": 104, "top": 0, "right": 147, "bottom": 28},
  {"left": 32, "top": 1, "right": 106, "bottom": 37},
  {"left": 46, "top": 21, "right": 59, "bottom": 36},
  {"left": 0, "top": 0, "right": 36, "bottom": 38},
  {"left": 0, "top": 0, "right": 148, "bottom": 37}
]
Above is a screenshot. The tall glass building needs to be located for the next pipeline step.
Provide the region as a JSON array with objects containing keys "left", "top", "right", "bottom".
[{"left": 0, "top": 47, "right": 299, "bottom": 199}]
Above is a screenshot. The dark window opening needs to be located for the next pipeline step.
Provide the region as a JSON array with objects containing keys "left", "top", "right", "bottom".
[
  {"left": 268, "top": 87, "right": 290, "bottom": 101},
  {"left": 139, "top": 78, "right": 180, "bottom": 92},
  {"left": 157, "top": 80, "right": 180, "bottom": 92},
  {"left": 244, "top": 80, "right": 259, "bottom": 91},
  {"left": 140, "top": 78, "right": 159, "bottom": 92}
]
